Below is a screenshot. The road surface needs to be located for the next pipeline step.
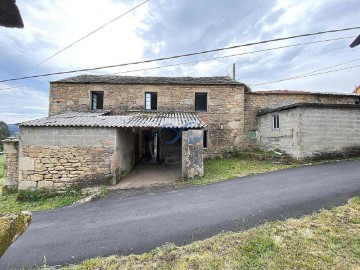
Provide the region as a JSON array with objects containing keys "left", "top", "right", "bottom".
[{"left": 1, "top": 160, "right": 359, "bottom": 269}]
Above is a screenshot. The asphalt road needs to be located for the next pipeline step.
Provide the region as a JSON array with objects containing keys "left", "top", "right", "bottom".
[{"left": 1, "top": 160, "right": 360, "bottom": 269}]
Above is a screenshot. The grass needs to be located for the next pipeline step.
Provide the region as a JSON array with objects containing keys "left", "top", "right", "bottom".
[
  {"left": 59, "top": 197, "right": 360, "bottom": 270},
  {"left": 177, "top": 151, "right": 299, "bottom": 187},
  {"left": 0, "top": 155, "right": 85, "bottom": 214},
  {"left": 0, "top": 188, "right": 84, "bottom": 214}
]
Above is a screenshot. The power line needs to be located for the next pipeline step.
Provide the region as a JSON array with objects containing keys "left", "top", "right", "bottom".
[
  {"left": 23, "top": 0, "right": 149, "bottom": 75},
  {"left": 0, "top": 35, "right": 355, "bottom": 91},
  {"left": 110, "top": 36, "right": 354, "bottom": 75},
  {"left": 250, "top": 59, "right": 360, "bottom": 86},
  {"left": 234, "top": 37, "right": 354, "bottom": 79},
  {"left": 1, "top": 26, "right": 360, "bottom": 83}
]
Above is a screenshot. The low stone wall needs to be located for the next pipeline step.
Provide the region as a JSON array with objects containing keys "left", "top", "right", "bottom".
[
  {"left": 19, "top": 126, "right": 118, "bottom": 190},
  {"left": 19, "top": 145, "right": 116, "bottom": 190}
]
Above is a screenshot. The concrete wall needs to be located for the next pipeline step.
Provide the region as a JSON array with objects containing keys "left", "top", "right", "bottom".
[
  {"left": 182, "top": 130, "right": 204, "bottom": 178},
  {"left": 116, "top": 128, "right": 135, "bottom": 178},
  {"left": 258, "top": 110, "right": 301, "bottom": 157},
  {"left": 299, "top": 107, "right": 360, "bottom": 158},
  {"left": 19, "top": 126, "right": 118, "bottom": 190},
  {"left": 258, "top": 107, "right": 360, "bottom": 159},
  {"left": 49, "top": 83, "right": 245, "bottom": 157},
  {"left": 245, "top": 92, "right": 358, "bottom": 149}
]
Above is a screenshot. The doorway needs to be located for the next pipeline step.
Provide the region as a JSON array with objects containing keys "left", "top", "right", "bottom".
[{"left": 140, "top": 129, "right": 159, "bottom": 164}]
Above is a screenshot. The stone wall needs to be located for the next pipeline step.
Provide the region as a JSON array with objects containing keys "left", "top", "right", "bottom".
[
  {"left": 159, "top": 128, "right": 182, "bottom": 164},
  {"left": 245, "top": 92, "right": 357, "bottom": 149},
  {"left": 2, "top": 138, "right": 19, "bottom": 194},
  {"left": 258, "top": 106, "right": 360, "bottom": 159},
  {"left": 49, "top": 83, "right": 245, "bottom": 157},
  {"left": 182, "top": 130, "right": 204, "bottom": 178},
  {"left": 19, "top": 127, "right": 118, "bottom": 190}
]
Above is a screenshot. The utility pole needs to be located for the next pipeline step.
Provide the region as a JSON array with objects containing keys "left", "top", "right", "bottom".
[{"left": 232, "top": 63, "right": 236, "bottom": 80}]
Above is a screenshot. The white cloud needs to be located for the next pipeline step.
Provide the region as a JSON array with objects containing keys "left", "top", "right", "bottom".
[{"left": 0, "top": 0, "right": 359, "bottom": 123}]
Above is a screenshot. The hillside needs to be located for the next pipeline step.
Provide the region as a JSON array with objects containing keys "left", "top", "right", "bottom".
[{"left": 7, "top": 124, "right": 19, "bottom": 136}]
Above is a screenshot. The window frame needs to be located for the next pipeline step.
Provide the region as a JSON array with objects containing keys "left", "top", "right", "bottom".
[
  {"left": 272, "top": 114, "right": 280, "bottom": 130},
  {"left": 145, "top": 92, "right": 158, "bottom": 111},
  {"left": 90, "top": 91, "right": 104, "bottom": 110},
  {"left": 195, "top": 92, "right": 208, "bottom": 112}
]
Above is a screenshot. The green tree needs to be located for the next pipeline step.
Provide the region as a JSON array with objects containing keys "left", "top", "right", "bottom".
[{"left": 0, "top": 121, "right": 10, "bottom": 151}]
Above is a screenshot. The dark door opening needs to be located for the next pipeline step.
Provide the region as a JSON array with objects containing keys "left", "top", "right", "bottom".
[{"left": 141, "top": 130, "right": 159, "bottom": 164}]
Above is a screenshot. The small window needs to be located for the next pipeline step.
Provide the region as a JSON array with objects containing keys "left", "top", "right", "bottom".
[
  {"left": 272, "top": 115, "right": 280, "bottom": 129},
  {"left": 203, "top": 130, "right": 208, "bottom": 149},
  {"left": 145, "top": 92, "right": 157, "bottom": 110},
  {"left": 91, "top": 91, "right": 104, "bottom": 110},
  {"left": 355, "top": 97, "right": 360, "bottom": 104},
  {"left": 195, "top": 93, "right": 207, "bottom": 112}
]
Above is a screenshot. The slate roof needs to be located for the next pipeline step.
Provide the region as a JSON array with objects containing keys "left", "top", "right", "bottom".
[
  {"left": 52, "top": 75, "right": 242, "bottom": 85},
  {"left": 20, "top": 111, "right": 206, "bottom": 129},
  {"left": 258, "top": 103, "right": 360, "bottom": 116}
]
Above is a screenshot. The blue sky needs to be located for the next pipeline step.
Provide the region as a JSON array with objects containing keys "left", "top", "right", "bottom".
[{"left": 0, "top": 0, "right": 359, "bottom": 123}]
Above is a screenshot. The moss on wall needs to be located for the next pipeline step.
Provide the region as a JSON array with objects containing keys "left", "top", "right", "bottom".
[{"left": 0, "top": 211, "right": 31, "bottom": 257}]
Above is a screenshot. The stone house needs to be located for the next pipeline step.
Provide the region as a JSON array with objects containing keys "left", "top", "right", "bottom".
[
  {"left": 2, "top": 75, "right": 360, "bottom": 192},
  {"left": 3, "top": 76, "right": 245, "bottom": 192}
]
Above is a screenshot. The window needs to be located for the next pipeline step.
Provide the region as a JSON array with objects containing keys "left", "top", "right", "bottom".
[
  {"left": 272, "top": 115, "right": 280, "bottom": 129},
  {"left": 355, "top": 97, "right": 360, "bottom": 104},
  {"left": 91, "top": 91, "right": 104, "bottom": 110},
  {"left": 195, "top": 93, "right": 207, "bottom": 111},
  {"left": 145, "top": 92, "right": 157, "bottom": 110},
  {"left": 203, "top": 130, "right": 208, "bottom": 149}
]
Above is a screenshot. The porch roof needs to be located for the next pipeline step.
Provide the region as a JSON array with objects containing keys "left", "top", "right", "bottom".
[{"left": 19, "top": 111, "right": 206, "bottom": 129}]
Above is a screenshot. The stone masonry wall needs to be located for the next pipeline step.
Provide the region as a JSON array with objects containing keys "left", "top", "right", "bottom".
[
  {"left": 245, "top": 92, "right": 357, "bottom": 149},
  {"left": 2, "top": 138, "right": 19, "bottom": 193},
  {"left": 19, "top": 127, "right": 118, "bottom": 190},
  {"left": 49, "top": 83, "right": 245, "bottom": 157},
  {"left": 182, "top": 130, "right": 203, "bottom": 178}
]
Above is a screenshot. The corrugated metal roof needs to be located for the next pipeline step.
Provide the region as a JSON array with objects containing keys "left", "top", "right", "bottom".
[
  {"left": 20, "top": 111, "right": 206, "bottom": 129},
  {"left": 52, "top": 75, "right": 242, "bottom": 85}
]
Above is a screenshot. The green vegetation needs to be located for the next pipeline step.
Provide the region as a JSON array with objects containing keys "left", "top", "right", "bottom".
[
  {"left": 0, "top": 188, "right": 84, "bottom": 214},
  {"left": 0, "top": 212, "right": 31, "bottom": 257},
  {"left": 178, "top": 151, "right": 299, "bottom": 187},
  {"left": 0, "top": 121, "right": 10, "bottom": 151},
  {"left": 60, "top": 197, "right": 360, "bottom": 270},
  {"left": 0, "top": 158, "right": 84, "bottom": 213}
]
